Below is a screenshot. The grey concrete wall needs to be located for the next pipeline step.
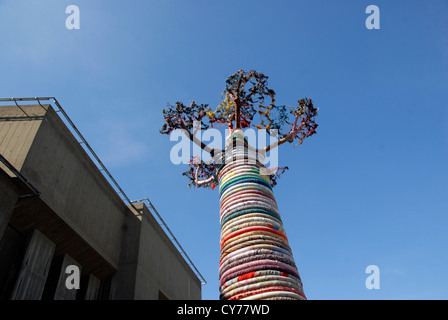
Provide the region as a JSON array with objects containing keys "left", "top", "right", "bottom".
[
  {"left": 0, "top": 104, "right": 202, "bottom": 300},
  {"left": 0, "top": 105, "right": 43, "bottom": 241},
  {"left": 0, "top": 105, "right": 44, "bottom": 173},
  {"left": 53, "top": 254, "right": 82, "bottom": 300},
  {"left": 109, "top": 208, "right": 142, "bottom": 300},
  {"left": 4, "top": 105, "right": 127, "bottom": 269},
  {"left": 134, "top": 204, "right": 202, "bottom": 300},
  {"left": 10, "top": 229, "right": 55, "bottom": 300},
  {"left": 111, "top": 204, "right": 202, "bottom": 300}
]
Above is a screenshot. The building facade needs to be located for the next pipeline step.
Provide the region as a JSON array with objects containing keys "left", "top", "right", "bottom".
[{"left": 0, "top": 103, "right": 202, "bottom": 300}]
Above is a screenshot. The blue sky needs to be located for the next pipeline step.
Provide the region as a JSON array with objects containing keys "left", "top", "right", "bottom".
[{"left": 1, "top": 0, "right": 447, "bottom": 300}]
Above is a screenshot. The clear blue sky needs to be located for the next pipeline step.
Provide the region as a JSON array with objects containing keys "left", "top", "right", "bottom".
[{"left": 1, "top": 0, "right": 447, "bottom": 300}]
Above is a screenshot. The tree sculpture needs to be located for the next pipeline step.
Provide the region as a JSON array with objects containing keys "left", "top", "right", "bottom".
[{"left": 160, "top": 70, "right": 318, "bottom": 300}]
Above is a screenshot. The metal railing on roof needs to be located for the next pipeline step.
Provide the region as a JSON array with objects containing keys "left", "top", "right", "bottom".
[{"left": 0, "top": 97, "right": 206, "bottom": 286}]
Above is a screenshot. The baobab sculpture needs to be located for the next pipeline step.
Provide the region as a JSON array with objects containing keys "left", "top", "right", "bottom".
[{"left": 160, "top": 70, "right": 318, "bottom": 300}]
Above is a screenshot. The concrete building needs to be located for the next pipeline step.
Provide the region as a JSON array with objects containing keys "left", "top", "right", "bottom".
[{"left": 0, "top": 100, "right": 203, "bottom": 300}]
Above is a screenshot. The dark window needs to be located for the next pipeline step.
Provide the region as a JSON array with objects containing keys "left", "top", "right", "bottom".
[{"left": 0, "top": 226, "right": 29, "bottom": 300}]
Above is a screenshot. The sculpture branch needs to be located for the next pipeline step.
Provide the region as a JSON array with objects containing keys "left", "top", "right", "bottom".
[
  {"left": 262, "top": 112, "right": 303, "bottom": 152},
  {"left": 261, "top": 98, "right": 318, "bottom": 153},
  {"left": 179, "top": 122, "right": 218, "bottom": 156},
  {"left": 195, "top": 166, "right": 216, "bottom": 185},
  {"left": 161, "top": 70, "right": 318, "bottom": 191}
]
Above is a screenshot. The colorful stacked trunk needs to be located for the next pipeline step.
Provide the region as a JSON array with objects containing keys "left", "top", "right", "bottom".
[{"left": 218, "top": 130, "right": 306, "bottom": 300}]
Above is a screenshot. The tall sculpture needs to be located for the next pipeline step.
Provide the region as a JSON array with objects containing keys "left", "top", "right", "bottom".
[{"left": 160, "top": 70, "right": 318, "bottom": 300}]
